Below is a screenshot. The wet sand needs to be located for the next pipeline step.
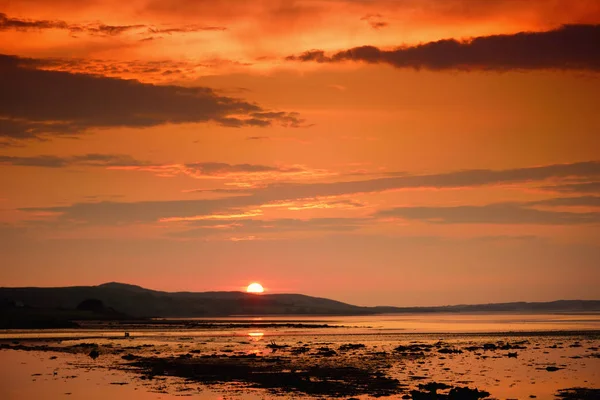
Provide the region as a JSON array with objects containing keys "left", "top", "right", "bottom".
[{"left": 1, "top": 316, "right": 599, "bottom": 399}]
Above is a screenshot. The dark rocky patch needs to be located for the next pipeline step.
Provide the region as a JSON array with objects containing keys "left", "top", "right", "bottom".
[
  {"left": 410, "top": 382, "right": 490, "bottom": 400},
  {"left": 438, "top": 348, "right": 463, "bottom": 354},
  {"left": 290, "top": 347, "right": 310, "bottom": 355},
  {"left": 339, "top": 343, "right": 366, "bottom": 351},
  {"left": 126, "top": 354, "right": 402, "bottom": 397},
  {"left": 556, "top": 388, "right": 600, "bottom": 400},
  {"left": 394, "top": 344, "right": 434, "bottom": 356}
]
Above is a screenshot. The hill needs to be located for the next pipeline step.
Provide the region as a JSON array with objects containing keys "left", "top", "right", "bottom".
[
  {"left": 0, "top": 282, "right": 371, "bottom": 318},
  {"left": 1, "top": 282, "right": 599, "bottom": 319}
]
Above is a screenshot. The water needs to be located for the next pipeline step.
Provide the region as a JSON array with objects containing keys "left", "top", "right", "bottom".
[
  {"left": 1, "top": 313, "right": 599, "bottom": 399},
  {"left": 2, "top": 313, "right": 599, "bottom": 340}
]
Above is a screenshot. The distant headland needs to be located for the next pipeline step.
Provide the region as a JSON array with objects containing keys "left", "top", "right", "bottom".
[{"left": 1, "top": 282, "right": 599, "bottom": 328}]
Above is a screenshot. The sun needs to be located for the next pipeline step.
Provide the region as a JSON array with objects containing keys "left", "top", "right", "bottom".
[{"left": 246, "top": 282, "right": 264, "bottom": 293}]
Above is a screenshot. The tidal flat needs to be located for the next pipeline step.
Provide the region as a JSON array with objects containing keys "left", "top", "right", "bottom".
[{"left": 1, "top": 314, "right": 599, "bottom": 399}]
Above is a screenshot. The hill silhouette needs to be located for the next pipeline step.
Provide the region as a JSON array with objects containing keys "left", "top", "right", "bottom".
[{"left": 1, "top": 283, "right": 599, "bottom": 318}]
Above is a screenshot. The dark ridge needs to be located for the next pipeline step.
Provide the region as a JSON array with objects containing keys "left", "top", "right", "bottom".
[{"left": 1, "top": 283, "right": 599, "bottom": 318}]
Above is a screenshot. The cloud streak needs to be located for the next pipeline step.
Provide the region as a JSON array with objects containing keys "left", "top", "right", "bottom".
[
  {"left": 0, "top": 54, "right": 304, "bottom": 141},
  {"left": 0, "top": 153, "right": 147, "bottom": 168},
  {"left": 0, "top": 13, "right": 225, "bottom": 36},
  {"left": 539, "top": 181, "right": 600, "bottom": 194},
  {"left": 0, "top": 154, "right": 328, "bottom": 186},
  {"left": 170, "top": 217, "right": 368, "bottom": 238},
  {"left": 287, "top": 24, "right": 600, "bottom": 71},
  {"left": 376, "top": 200, "right": 600, "bottom": 225},
  {"left": 19, "top": 161, "right": 600, "bottom": 225},
  {"left": 111, "top": 162, "right": 330, "bottom": 185}
]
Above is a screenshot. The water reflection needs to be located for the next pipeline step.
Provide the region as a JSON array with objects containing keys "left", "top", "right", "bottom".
[{"left": 248, "top": 331, "right": 264, "bottom": 341}]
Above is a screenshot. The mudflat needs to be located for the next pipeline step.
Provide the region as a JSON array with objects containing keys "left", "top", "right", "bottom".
[{"left": 1, "top": 314, "right": 599, "bottom": 399}]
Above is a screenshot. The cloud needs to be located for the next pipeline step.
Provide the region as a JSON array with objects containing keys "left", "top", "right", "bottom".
[
  {"left": 147, "top": 25, "right": 227, "bottom": 34},
  {"left": 84, "top": 24, "right": 146, "bottom": 36},
  {"left": 0, "top": 54, "right": 304, "bottom": 141},
  {"left": 0, "top": 153, "right": 329, "bottom": 186},
  {"left": 532, "top": 195, "right": 600, "bottom": 207},
  {"left": 170, "top": 217, "right": 368, "bottom": 238},
  {"left": 0, "top": 153, "right": 147, "bottom": 168},
  {"left": 539, "top": 181, "right": 600, "bottom": 194},
  {"left": 0, "top": 13, "right": 145, "bottom": 36},
  {"left": 0, "top": 13, "right": 224, "bottom": 37},
  {"left": 360, "top": 14, "right": 388, "bottom": 30},
  {"left": 16, "top": 57, "right": 212, "bottom": 83},
  {"left": 261, "top": 198, "right": 365, "bottom": 211},
  {"left": 0, "top": 12, "right": 70, "bottom": 31},
  {"left": 376, "top": 201, "right": 600, "bottom": 225},
  {"left": 18, "top": 161, "right": 600, "bottom": 225},
  {"left": 234, "top": 160, "right": 600, "bottom": 200},
  {"left": 287, "top": 24, "right": 600, "bottom": 71},
  {"left": 111, "top": 162, "right": 330, "bottom": 183}
]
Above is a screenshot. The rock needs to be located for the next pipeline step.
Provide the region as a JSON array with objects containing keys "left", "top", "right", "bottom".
[
  {"left": 438, "top": 348, "right": 463, "bottom": 354},
  {"left": 556, "top": 388, "right": 600, "bottom": 400}
]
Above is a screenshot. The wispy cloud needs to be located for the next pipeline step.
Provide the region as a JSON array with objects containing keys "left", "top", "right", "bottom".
[
  {"left": 287, "top": 24, "right": 600, "bottom": 71},
  {"left": 111, "top": 162, "right": 331, "bottom": 184},
  {"left": 18, "top": 161, "right": 600, "bottom": 225},
  {"left": 360, "top": 14, "right": 388, "bottom": 30},
  {"left": 160, "top": 209, "right": 264, "bottom": 223},
  {"left": 0, "top": 153, "right": 147, "bottom": 168},
  {"left": 0, "top": 154, "right": 331, "bottom": 187},
  {"left": 0, "top": 13, "right": 225, "bottom": 37},
  {"left": 170, "top": 217, "right": 368, "bottom": 238},
  {"left": 376, "top": 200, "right": 600, "bottom": 225},
  {"left": 539, "top": 181, "right": 600, "bottom": 194},
  {"left": 531, "top": 195, "right": 600, "bottom": 207}
]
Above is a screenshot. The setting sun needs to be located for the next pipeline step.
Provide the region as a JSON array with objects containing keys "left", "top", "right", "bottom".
[{"left": 246, "top": 283, "right": 264, "bottom": 293}]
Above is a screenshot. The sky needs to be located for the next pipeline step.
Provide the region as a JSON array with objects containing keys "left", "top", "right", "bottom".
[{"left": 0, "top": 0, "right": 599, "bottom": 306}]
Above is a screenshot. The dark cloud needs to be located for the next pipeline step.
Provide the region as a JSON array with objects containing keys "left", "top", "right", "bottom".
[
  {"left": 19, "top": 161, "right": 600, "bottom": 225},
  {"left": 0, "top": 155, "right": 313, "bottom": 179},
  {"left": 85, "top": 24, "right": 145, "bottom": 36},
  {"left": 0, "top": 12, "right": 69, "bottom": 31},
  {"left": 0, "top": 54, "right": 304, "bottom": 141},
  {"left": 375, "top": 202, "right": 600, "bottom": 225},
  {"left": 183, "top": 162, "right": 304, "bottom": 176},
  {"left": 539, "top": 181, "right": 600, "bottom": 194},
  {"left": 240, "top": 161, "right": 600, "bottom": 200},
  {"left": 287, "top": 24, "right": 600, "bottom": 71},
  {"left": 360, "top": 14, "right": 388, "bottom": 30},
  {"left": 0, "top": 153, "right": 147, "bottom": 168},
  {"left": 532, "top": 195, "right": 600, "bottom": 207},
  {"left": 0, "top": 13, "right": 144, "bottom": 36},
  {"left": 0, "top": 13, "right": 223, "bottom": 37},
  {"left": 147, "top": 25, "right": 227, "bottom": 34}
]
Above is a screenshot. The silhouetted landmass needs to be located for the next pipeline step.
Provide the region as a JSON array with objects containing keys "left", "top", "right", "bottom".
[
  {"left": 0, "top": 292, "right": 132, "bottom": 328},
  {"left": 1, "top": 282, "right": 599, "bottom": 320}
]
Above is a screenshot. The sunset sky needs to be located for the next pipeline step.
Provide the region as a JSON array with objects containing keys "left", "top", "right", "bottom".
[{"left": 1, "top": 0, "right": 599, "bottom": 306}]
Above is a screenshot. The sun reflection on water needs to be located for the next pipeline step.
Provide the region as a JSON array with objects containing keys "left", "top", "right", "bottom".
[{"left": 248, "top": 331, "right": 264, "bottom": 341}]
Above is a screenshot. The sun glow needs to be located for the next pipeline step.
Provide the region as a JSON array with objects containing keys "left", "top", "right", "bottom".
[{"left": 246, "top": 282, "right": 264, "bottom": 293}]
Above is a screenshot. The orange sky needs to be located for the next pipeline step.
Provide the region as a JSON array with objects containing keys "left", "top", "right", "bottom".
[{"left": 0, "top": 0, "right": 599, "bottom": 306}]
